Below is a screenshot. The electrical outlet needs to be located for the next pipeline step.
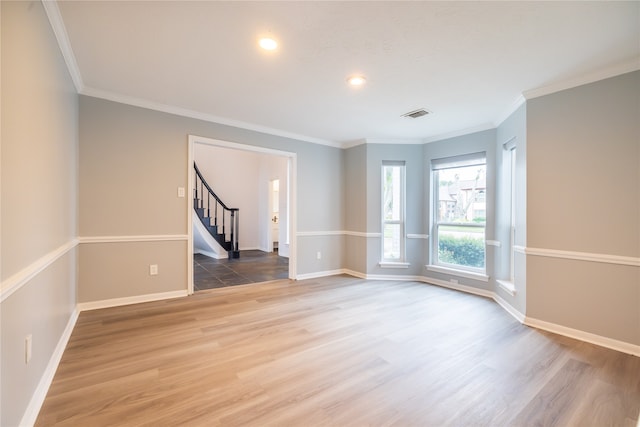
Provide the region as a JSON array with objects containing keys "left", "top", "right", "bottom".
[
  {"left": 177, "top": 187, "right": 185, "bottom": 198},
  {"left": 317, "top": 251, "right": 322, "bottom": 260},
  {"left": 150, "top": 264, "right": 158, "bottom": 275},
  {"left": 25, "top": 335, "right": 32, "bottom": 364}
]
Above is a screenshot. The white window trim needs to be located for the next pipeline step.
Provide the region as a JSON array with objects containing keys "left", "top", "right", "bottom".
[
  {"left": 381, "top": 161, "right": 406, "bottom": 263},
  {"left": 497, "top": 279, "right": 516, "bottom": 296},
  {"left": 431, "top": 153, "right": 487, "bottom": 274}
]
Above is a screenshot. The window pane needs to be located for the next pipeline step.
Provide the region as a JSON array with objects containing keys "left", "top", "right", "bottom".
[
  {"left": 383, "top": 223, "right": 401, "bottom": 260},
  {"left": 437, "top": 164, "right": 486, "bottom": 224},
  {"left": 383, "top": 166, "right": 401, "bottom": 221},
  {"left": 438, "top": 226, "right": 485, "bottom": 269}
]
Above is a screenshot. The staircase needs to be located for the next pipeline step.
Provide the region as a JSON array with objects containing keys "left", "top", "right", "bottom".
[{"left": 194, "top": 163, "right": 240, "bottom": 259}]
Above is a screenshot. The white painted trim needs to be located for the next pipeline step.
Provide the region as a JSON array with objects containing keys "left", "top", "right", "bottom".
[
  {"left": 194, "top": 250, "right": 226, "bottom": 260},
  {"left": 19, "top": 308, "right": 79, "bottom": 427},
  {"left": 523, "top": 246, "right": 639, "bottom": 267},
  {"left": 297, "top": 230, "right": 382, "bottom": 238},
  {"left": 187, "top": 137, "right": 195, "bottom": 294},
  {"left": 297, "top": 230, "right": 345, "bottom": 237},
  {"left": 78, "top": 290, "right": 188, "bottom": 312},
  {"left": 524, "top": 317, "right": 640, "bottom": 357},
  {"left": 42, "top": 0, "right": 83, "bottom": 92},
  {"left": 494, "top": 94, "right": 526, "bottom": 128},
  {"left": 419, "top": 276, "right": 494, "bottom": 298},
  {"left": 523, "top": 58, "right": 640, "bottom": 100},
  {"left": 407, "top": 234, "right": 429, "bottom": 239},
  {"left": 513, "top": 245, "right": 526, "bottom": 254},
  {"left": 296, "top": 269, "right": 347, "bottom": 281},
  {"left": 378, "top": 262, "right": 410, "bottom": 269},
  {"left": 496, "top": 279, "right": 516, "bottom": 296},
  {"left": 485, "top": 240, "right": 502, "bottom": 247},
  {"left": 189, "top": 135, "right": 298, "bottom": 280},
  {"left": 426, "top": 264, "right": 489, "bottom": 282},
  {"left": 291, "top": 269, "right": 640, "bottom": 356},
  {"left": 346, "top": 231, "right": 381, "bottom": 238},
  {"left": 79, "top": 235, "right": 188, "bottom": 244},
  {"left": 364, "top": 273, "right": 425, "bottom": 282},
  {"left": 1, "top": 239, "right": 78, "bottom": 303},
  {"left": 493, "top": 293, "right": 525, "bottom": 323},
  {"left": 84, "top": 88, "right": 339, "bottom": 147},
  {"left": 190, "top": 135, "right": 303, "bottom": 156},
  {"left": 341, "top": 139, "right": 367, "bottom": 149},
  {"left": 342, "top": 269, "right": 367, "bottom": 279},
  {"left": 344, "top": 270, "right": 495, "bottom": 299},
  {"left": 366, "top": 138, "right": 424, "bottom": 145}
]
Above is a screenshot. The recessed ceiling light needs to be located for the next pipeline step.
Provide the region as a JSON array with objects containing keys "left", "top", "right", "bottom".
[
  {"left": 259, "top": 37, "right": 278, "bottom": 51},
  {"left": 347, "top": 75, "right": 366, "bottom": 87}
]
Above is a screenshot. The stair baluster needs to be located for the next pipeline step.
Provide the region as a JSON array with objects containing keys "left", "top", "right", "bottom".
[{"left": 193, "top": 162, "right": 240, "bottom": 258}]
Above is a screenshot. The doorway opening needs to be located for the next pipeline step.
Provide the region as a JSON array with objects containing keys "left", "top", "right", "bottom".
[
  {"left": 187, "top": 135, "right": 297, "bottom": 294},
  {"left": 270, "top": 179, "right": 280, "bottom": 252}
]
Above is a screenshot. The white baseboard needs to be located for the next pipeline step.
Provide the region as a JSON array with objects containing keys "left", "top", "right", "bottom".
[
  {"left": 312, "top": 269, "right": 639, "bottom": 357},
  {"left": 296, "top": 269, "right": 348, "bottom": 280},
  {"left": 493, "top": 293, "right": 526, "bottom": 323},
  {"left": 419, "top": 276, "right": 494, "bottom": 298},
  {"left": 194, "top": 249, "right": 226, "bottom": 260},
  {"left": 524, "top": 316, "right": 640, "bottom": 357},
  {"left": 78, "top": 290, "right": 188, "bottom": 312},
  {"left": 20, "top": 308, "right": 79, "bottom": 427}
]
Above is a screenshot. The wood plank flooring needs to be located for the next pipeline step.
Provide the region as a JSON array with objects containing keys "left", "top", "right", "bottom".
[{"left": 36, "top": 276, "right": 640, "bottom": 426}]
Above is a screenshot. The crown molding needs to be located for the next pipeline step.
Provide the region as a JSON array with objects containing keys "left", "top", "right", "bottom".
[
  {"left": 523, "top": 58, "right": 640, "bottom": 100},
  {"left": 493, "top": 94, "right": 526, "bottom": 128},
  {"left": 42, "top": 0, "right": 83, "bottom": 92},
  {"left": 365, "top": 138, "right": 424, "bottom": 145},
  {"left": 341, "top": 139, "right": 367, "bottom": 149},
  {"left": 44, "top": 0, "right": 639, "bottom": 150},
  {"left": 81, "top": 86, "right": 341, "bottom": 148}
]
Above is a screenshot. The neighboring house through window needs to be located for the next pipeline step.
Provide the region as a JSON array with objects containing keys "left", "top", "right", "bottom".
[{"left": 431, "top": 152, "right": 487, "bottom": 272}]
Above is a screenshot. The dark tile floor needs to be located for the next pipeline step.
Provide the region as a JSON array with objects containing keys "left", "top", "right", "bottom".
[{"left": 194, "top": 250, "right": 289, "bottom": 291}]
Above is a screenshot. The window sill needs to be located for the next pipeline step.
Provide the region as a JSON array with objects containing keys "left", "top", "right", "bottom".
[
  {"left": 426, "top": 265, "right": 489, "bottom": 282},
  {"left": 379, "top": 262, "right": 410, "bottom": 269},
  {"left": 496, "top": 280, "right": 516, "bottom": 296}
]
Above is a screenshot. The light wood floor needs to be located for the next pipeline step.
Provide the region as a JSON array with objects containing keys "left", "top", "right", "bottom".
[{"left": 36, "top": 276, "right": 640, "bottom": 426}]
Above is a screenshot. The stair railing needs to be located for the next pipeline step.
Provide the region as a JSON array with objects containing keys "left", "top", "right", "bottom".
[{"left": 193, "top": 162, "right": 239, "bottom": 256}]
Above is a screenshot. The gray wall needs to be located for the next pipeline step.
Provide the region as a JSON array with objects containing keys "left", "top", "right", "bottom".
[
  {"left": 495, "top": 103, "right": 527, "bottom": 314},
  {"left": 344, "top": 143, "right": 367, "bottom": 273},
  {"left": 365, "top": 143, "right": 425, "bottom": 276},
  {"left": 1, "top": 2, "right": 79, "bottom": 425},
  {"left": 526, "top": 71, "right": 639, "bottom": 345},
  {"left": 422, "top": 129, "right": 497, "bottom": 291},
  {"left": 79, "top": 96, "right": 345, "bottom": 300}
]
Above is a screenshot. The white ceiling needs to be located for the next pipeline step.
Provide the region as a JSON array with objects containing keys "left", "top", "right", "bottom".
[{"left": 53, "top": 1, "right": 640, "bottom": 147}]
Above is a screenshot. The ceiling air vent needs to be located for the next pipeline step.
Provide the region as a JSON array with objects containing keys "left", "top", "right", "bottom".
[{"left": 402, "top": 108, "right": 430, "bottom": 119}]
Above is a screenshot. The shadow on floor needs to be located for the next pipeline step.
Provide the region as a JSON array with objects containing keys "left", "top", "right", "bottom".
[{"left": 194, "top": 250, "right": 289, "bottom": 291}]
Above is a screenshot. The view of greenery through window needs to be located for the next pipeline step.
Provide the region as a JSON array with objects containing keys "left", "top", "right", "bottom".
[
  {"left": 436, "top": 163, "right": 486, "bottom": 269},
  {"left": 383, "top": 164, "right": 403, "bottom": 261}
]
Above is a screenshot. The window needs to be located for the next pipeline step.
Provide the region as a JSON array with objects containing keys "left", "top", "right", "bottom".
[
  {"left": 507, "top": 146, "right": 516, "bottom": 282},
  {"left": 382, "top": 162, "right": 405, "bottom": 262},
  {"left": 432, "top": 153, "right": 486, "bottom": 271}
]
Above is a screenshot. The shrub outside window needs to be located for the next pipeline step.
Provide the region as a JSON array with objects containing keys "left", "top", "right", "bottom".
[{"left": 432, "top": 153, "right": 486, "bottom": 271}]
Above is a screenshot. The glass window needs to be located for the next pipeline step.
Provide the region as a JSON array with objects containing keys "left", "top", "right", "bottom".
[
  {"left": 433, "top": 154, "right": 486, "bottom": 271},
  {"left": 508, "top": 147, "right": 516, "bottom": 282},
  {"left": 382, "top": 162, "right": 405, "bottom": 261}
]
